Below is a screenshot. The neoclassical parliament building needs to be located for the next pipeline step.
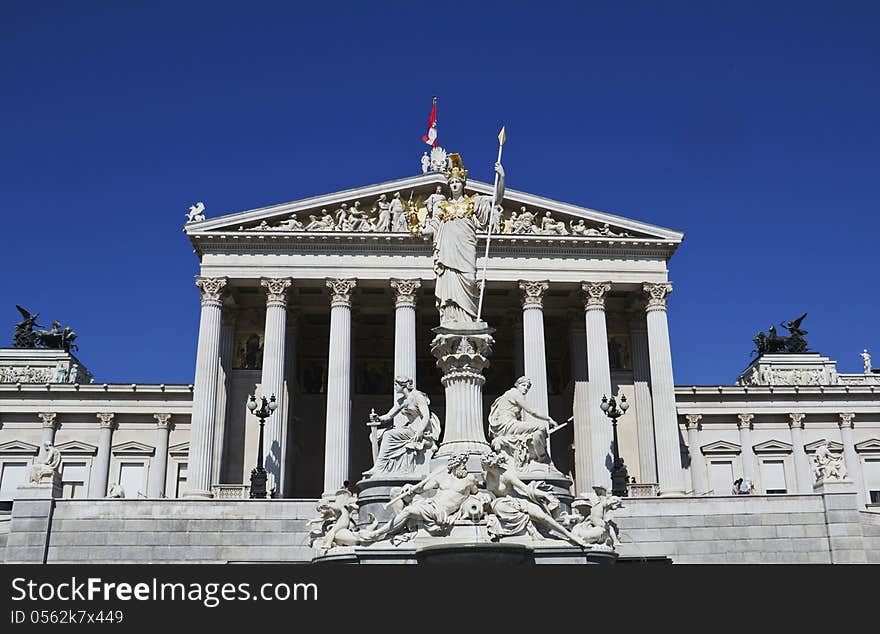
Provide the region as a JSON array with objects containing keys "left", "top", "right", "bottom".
[{"left": 2, "top": 158, "right": 878, "bottom": 564}]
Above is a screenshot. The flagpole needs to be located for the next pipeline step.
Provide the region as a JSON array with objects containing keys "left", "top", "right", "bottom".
[{"left": 476, "top": 126, "right": 506, "bottom": 322}]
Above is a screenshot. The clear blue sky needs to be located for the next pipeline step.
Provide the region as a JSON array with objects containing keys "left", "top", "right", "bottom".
[{"left": 1, "top": 1, "right": 877, "bottom": 385}]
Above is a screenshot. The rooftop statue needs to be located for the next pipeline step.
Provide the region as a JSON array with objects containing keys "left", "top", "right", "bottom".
[
  {"left": 13, "top": 306, "right": 78, "bottom": 352},
  {"left": 185, "top": 201, "right": 206, "bottom": 223},
  {"left": 861, "top": 349, "right": 871, "bottom": 374},
  {"left": 420, "top": 154, "right": 505, "bottom": 326},
  {"left": 752, "top": 312, "right": 809, "bottom": 356}
]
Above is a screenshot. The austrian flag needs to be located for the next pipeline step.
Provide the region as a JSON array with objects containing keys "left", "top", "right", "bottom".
[{"left": 422, "top": 97, "right": 438, "bottom": 146}]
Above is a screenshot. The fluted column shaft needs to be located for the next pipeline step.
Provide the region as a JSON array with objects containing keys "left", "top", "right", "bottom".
[
  {"left": 630, "top": 325, "right": 657, "bottom": 483},
  {"left": 91, "top": 413, "right": 116, "bottom": 497},
  {"left": 789, "top": 414, "right": 810, "bottom": 493},
  {"left": 519, "top": 281, "right": 550, "bottom": 421},
  {"left": 148, "top": 414, "right": 173, "bottom": 497},
  {"left": 839, "top": 413, "right": 864, "bottom": 505},
  {"left": 513, "top": 318, "right": 524, "bottom": 377},
  {"left": 738, "top": 414, "right": 757, "bottom": 484},
  {"left": 38, "top": 413, "right": 58, "bottom": 461},
  {"left": 260, "top": 277, "right": 292, "bottom": 497},
  {"left": 582, "top": 282, "right": 613, "bottom": 491},
  {"left": 390, "top": 279, "right": 420, "bottom": 424},
  {"left": 644, "top": 282, "right": 684, "bottom": 495},
  {"left": 569, "top": 316, "right": 591, "bottom": 494},
  {"left": 323, "top": 279, "right": 356, "bottom": 495},
  {"left": 685, "top": 415, "right": 707, "bottom": 494},
  {"left": 213, "top": 308, "right": 236, "bottom": 485},
  {"left": 185, "top": 276, "right": 227, "bottom": 498}
]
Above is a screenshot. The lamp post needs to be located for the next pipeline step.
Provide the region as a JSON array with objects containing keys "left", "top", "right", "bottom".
[
  {"left": 600, "top": 393, "right": 630, "bottom": 497},
  {"left": 247, "top": 393, "right": 278, "bottom": 499}
]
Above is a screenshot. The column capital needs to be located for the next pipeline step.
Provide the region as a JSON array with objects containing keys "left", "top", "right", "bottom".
[
  {"left": 261, "top": 278, "right": 293, "bottom": 307},
  {"left": 326, "top": 278, "right": 357, "bottom": 308},
  {"left": 390, "top": 278, "right": 421, "bottom": 309},
  {"left": 737, "top": 413, "right": 754, "bottom": 430},
  {"left": 684, "top": 414, "right": 703, "bottom": 430},
  {"left": 96, "top": 412, "right": 117, "bottom": 430},
  {"left": 581, "top": 281, "right": 612, "bottom": 311},
  {"left": 788, "top": 412, "right": 806, "bottom": 428},
  {"left": 153, "top": 413, "right": 174, "bottom": 431},
  {"left": 38, "top": 412, "right": 58, "bottom": 430},
  {"left": 643, "top": 282, "right": 673, "bottom": 311},
  {"left": 195, "top": 276, "right": 228, "bottom": 307},
  {"left": 519, "top": 280, "right": 549, "bottom": 310},
  {"left": 838, "top": 412, "right": 855, "bottom": 429}
]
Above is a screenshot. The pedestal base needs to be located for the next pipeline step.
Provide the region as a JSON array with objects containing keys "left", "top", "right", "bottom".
[
  {"left": 355, "top": 473, "right": 423, "bottom": 523},
  {"left": 15, "top": 472, "right": 62, "bottom": 499}
]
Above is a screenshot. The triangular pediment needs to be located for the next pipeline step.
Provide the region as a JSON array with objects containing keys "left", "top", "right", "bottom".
[
  {"left": 701, "top": 440, "right": 742, "bottom": 455},
  {"left": 0, "top": 440, "right": 40, "bottom": 455},
  {"left": 111, "top": 440, "right": 155, "bottom": 456},
  {"left": 54, "top": 440, "right": 98, "bottom": 455},
  {"left": 804, "top": 440, "right": 844, "bottom": 453},
  {"left": 752, "top": 439, "right": 793, "bottom": 454},
  {"left": 185, "top": 172, "right": 683, "bottom": 244},
  {"left": 168, "top": 441, "right": 189, "bottom": 457},
  {"left": 855, "top": 438, "right": 880, "bottom": 453}
]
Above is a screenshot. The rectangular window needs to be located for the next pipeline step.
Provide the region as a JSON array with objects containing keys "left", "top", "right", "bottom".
[
  {"left": 864, "top": 458, "right": 880, "bottom": 505},
  {"left": 0, "top": 462, "right": 28, "bottom": 496},
  {"left": 762, "top": 459, "right": 787, "bottom": 494},
  {"left": 708, "top": 460, "right": 734, "bottom": 495},
  {"left": 118, "top": 462, "right": 145, "bottom": 499},
  {"left": 61, "top": 461, "right": 88, "bottom": 499},
  {"left": 175, "top": 462, "right": 188, "bottom": 498}
]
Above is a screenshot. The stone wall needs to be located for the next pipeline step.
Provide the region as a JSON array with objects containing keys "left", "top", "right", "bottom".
[
  {"left": 615, "top": 494, "right": 833, "bottom": 563},
  {"left": 4, "top": 489, "right": 876, "bottom": 564},
  {"left": 9, "top": 499, "right": 315, "bottom": 564}
]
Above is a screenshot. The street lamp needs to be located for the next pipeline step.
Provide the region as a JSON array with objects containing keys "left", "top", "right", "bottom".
[
  {"left": 247, "top": 393, "right": 278, "bottom": 499},
  {"left": 600, "top": 393, "right": 630, "bottom": 497}
]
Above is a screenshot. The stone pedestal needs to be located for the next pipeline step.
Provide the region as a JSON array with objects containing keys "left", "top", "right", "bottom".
[
  {"left": 430, "top": 322, "right": 494, "bottom": 461},
  {"left": 813, "top": 478, "right": 867, "bottom": 563},
  {"left": 5, "top": 474, "right": 63, "bottom": 564},
  {"left": 355, "top": 474, "right": 424, "bottom": 524}
]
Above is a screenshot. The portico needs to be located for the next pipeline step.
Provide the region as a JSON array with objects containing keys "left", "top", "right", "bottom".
[{"left": 183, "top": 172, "right": 685, "bottom": 498}]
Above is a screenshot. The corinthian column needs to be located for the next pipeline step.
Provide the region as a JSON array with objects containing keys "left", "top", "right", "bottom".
[
  {"left": 643, "top": 282, "right": 684, "bottom": 495},
  {"left": 582, "top": 281, "right": 613, "bottom": 491},
  {"left": 323, "top": 278, "right": 356, "bottom": 495},
  {"left": 37, "top": 413, "right": 58, "bottom": 461},
  {"left": 630, "top": 320, "right": 657, "bottom": 484},
  {"left": 185, "top": 276, "right": 227, "bottom": 498},
  {"left": 839, "top": 413, "right": 864, "bottom": 505},
  {"left": 518, "top": 281, "right": 550, "bottom": 420},
  {"left": 684, "top": 414, "right": 707, "bottom": 494},
  {"left": 212, "top": 303, "right": 236, "bottom": 486},
  {"left": 259, "top": 277, "right": 293, "bottom": 497},
  {"left": 568, "top": 313, "right": 591, "bottom": 494},
  {"left": 738, "top": 414, "right": 757, "bottom": 484},
  {"left": 148, "top": 414, "right": 173, "bottom": 497},
  {"left": 788, "top": 413, "right": 810, "bottom": 493},
  {"left": 91, "top": 413, "right": 116, "bottom": 497},
  {"left": 390, "top": 279, "right": 420, "bottom": 422}
]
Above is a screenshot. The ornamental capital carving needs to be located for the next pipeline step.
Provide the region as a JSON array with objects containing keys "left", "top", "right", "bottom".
[
  {"left": 153, "top": 413, "right": 174, "bottom": 430},
  {"left": 195, "top": 276, "right": 228, "bottom": 306},
  {"left": 261, "top": 277, "right": 293, "bottom": 306},
  {"left": 38, "top": 412, "right": 58, "bottom": 430},
  {"left": 643, "top": 282, "right": 673, "bottom": 310},
  {"left": 737, "top": 413, "right": 754, "bottom": 429},
  {"left": 97, "top": 412, "right": 117, "bottom": 430},
  {"left": 788, "top": 413, "right": 806, "bottom": 428},
  {"left": 684, "top": 414, "right": 703, "bottom": 430},
  {"left": 838, "top": 412, "right": 855, "bottom": 429},
  {"left": 581, "top": 281, "right": 612, "bottom": 311},
  {"left": 326, "top": 278, "right": 357, "bottom": 308},
  {"left": 518, "top": 280, "right": 549, "bottom": 309},
  {"left": 390, "top": 278, "right": 421, "bottom": 309}
]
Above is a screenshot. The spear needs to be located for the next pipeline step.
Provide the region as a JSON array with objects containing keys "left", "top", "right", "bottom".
[{"left": 476, "top": 126, "right": 506, "bottom": 322}]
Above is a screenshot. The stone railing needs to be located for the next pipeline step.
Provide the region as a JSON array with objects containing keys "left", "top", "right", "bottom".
[
  {"left": 838, "top": 373, "right": 880, "bottom": 386},
  {"left": 627, "top": 483, "right": 660, "bottom": 497},
  {"left": 211, "top": 485, "right": 251, "bottom": 499}
]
